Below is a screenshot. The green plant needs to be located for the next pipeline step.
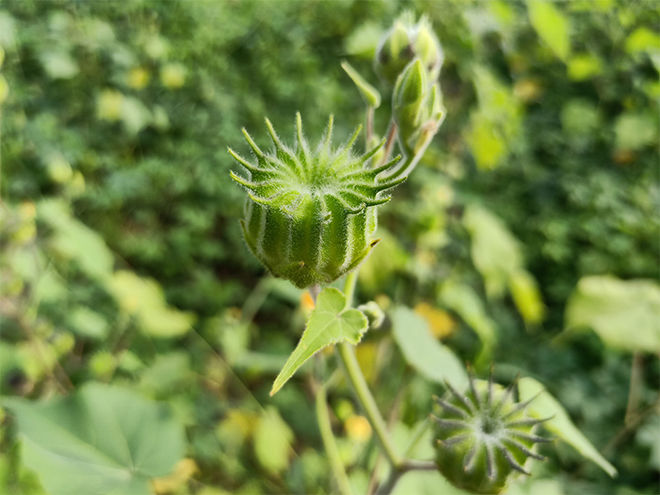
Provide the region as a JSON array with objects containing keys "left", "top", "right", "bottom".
[{"left": 228, "top": 12, "right": 616, "bottom": 495}]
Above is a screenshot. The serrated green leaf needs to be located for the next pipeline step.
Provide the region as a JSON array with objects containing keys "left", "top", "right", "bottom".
[
  {"left": 341, "top": 60, "right": 381, "bottom": 108},
  {"left": 518, "top": 377, "right": 617, "bottom": 478},
  {"left": 390, "top": 306, "right": 468, "bottom": 389},
  {"left": 2, "top": 383, "right": 186, "bottom": 495},
  {"left": 564, "top": 276, "right": 660, "bottom": 353},
  {"left": 271, "top": 287, "right": 368, "bottom": 396},
  {"left": 527, "top": 0, "right": 571, "bottom": 61}
]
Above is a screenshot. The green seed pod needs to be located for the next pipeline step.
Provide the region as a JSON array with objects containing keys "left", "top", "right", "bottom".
[
  {"left": 431, "top": 374, "right": 550, "bottom": 494},
  {"left": 229, "top": 114, "right": 404, "bottom": 288},
  {"left": 375, "top": 12, "right": 444, "bottom": 86}
]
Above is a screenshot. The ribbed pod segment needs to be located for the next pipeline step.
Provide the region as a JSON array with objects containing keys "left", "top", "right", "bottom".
[
  {"left": 431, "top": 374, "right": 550, "bottom": 494},
  {"left": 229, "top": 114, "right": 403, "bottom": 288}
]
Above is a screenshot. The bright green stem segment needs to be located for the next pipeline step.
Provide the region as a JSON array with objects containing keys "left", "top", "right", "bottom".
[
  {"left": 337, "top": 341, "right": 402, "bottom": 468},
  {"left": 316, "top": 383, "right": 353, "bottom": 495}
]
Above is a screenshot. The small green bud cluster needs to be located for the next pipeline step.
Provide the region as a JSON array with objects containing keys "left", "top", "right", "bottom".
[
  {"left": 392, "top": 59, "right": 444, "bottom": 158},
  {"left": 432, "top": 374, "right": 549, "bottom": 494},
  {"left": 375, "top": 12, "right": 444, "bottom": 86},
  {"left": 229, "top": 114, "right": 403, "bottom": 288}
]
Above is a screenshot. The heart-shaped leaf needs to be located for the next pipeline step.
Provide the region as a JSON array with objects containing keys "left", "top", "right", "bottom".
[
  {"left": 3, "top": 383, "right": 185, "bottom": 495},
  {"left": 271, "top": 287, "right": 368, "bottom": 396}
]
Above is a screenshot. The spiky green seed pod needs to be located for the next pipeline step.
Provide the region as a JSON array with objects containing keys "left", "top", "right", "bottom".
[
  {"left": 431, "top": 375, "right": 550, "bottom": 494},
  {"left": 229, "top": 114, "right": 404, "bottom": 289},
  {"left": 375, "top": 12, "right": 444, "bottom": 86}
]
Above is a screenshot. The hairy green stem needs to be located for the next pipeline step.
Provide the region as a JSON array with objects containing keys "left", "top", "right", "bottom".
[
  {"left": 316, "top": 382, "right": 354, "bottom": 495},
  {"left": 337, "top": 342, "right": 402, "bottom": 468}
]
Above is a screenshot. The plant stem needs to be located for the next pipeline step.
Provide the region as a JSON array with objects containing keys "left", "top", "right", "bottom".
[
  {"left": 343, "top": 270, "right": 359, "bottom": 308},
  {"left": 337, "top": 342, "right": 402, "bottom": 469},
  {"left": 366, "top": 106, "right": 375, "bottom": 146},
  {"left": 375, "top": 460, "right": 437, "bottom": 495},
  {"left": 316, "top": 382, "right": 354, "bottom": 495}
]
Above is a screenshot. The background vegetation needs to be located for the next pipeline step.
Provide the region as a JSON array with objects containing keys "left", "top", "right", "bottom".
[{"left": 0, "top": 0, "right": 658, "bottom": 494}]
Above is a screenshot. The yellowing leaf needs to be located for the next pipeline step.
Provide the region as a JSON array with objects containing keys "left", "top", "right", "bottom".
[
  {"left": 344, "top": 415, "right": 372, "bottom": 442},
  {"left": 152, "top": 458, "right": 198, "bottom": 494},
  {"left": 414, "top": 302, "right": 456, "bottom": 339},
  {"left": 626, "top": 27, "right": 660, "bottom": 54},
  {"left": 271, "top": 287, "right": 368, "bottom": 396},
  {"left": 565, "top": 276, "right": 660, "bottom": 353},
  {"left": 527, "top": 0, "right": 571, "bottom": 61},
  {"left": 109, "top": 270, "right": 195, "bottom": 338},
  {"left": 509, "top": 269, "right": 546, "bottom": 325},
  {"left": 518, "top": 377, "right": 617, "bottom": 477},
  {"left": 567, "top": 53, "right": 603, "bottom": 81}
]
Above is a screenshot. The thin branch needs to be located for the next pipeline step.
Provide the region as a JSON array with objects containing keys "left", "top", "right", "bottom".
[{"left": 316, "top": 382, "right": 354, "bottom": 495}]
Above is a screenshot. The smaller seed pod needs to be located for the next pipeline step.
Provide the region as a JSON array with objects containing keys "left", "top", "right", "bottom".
[
  {"left": 431, "top": 373, "right": 551, "bottom": 494},
  {"left": 229, "top": 114, "right": 404, "bottom": 288},
  {"left": 374, "top": 11, "right": 444, "bottom": 86}
]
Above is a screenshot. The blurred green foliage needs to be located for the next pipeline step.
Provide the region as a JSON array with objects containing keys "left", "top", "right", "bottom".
[{"left": 0, "top": 0, "right": 658, "bottom": 494}]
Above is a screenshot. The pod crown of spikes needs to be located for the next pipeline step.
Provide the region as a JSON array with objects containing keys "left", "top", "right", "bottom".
[
  {"left": 431, "top": 372, "right": 551, "bottom": 494},
  {"left": 229, "top": 113, "right": 404, "bottom": 216}
]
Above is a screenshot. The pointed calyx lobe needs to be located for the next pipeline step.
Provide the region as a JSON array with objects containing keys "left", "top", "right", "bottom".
[
  {"left": 229, "top": 114, "right": 403, "bottom": 288},
  {"left": 431, "top": 374, "right": 550, "bottom": 494}
]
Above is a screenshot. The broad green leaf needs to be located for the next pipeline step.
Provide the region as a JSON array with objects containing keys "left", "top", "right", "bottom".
[
  {"left": 567, "top": 53, "right": 603, "bottom": 81},
  {"left": 344, "top": 21, "right": 383, "bottom": 59},
  {"left": 253, "top": 407, "right": 293, "bottom": 475},
  {"left": 527, "top": 0, "right": 571, "bottom": 61},
  {"left": 518, "top": 377, "right": 617, "bottom": 477},
  {"left": 614, "top": 112, "right": 659, "bottom": 151},
  {"left": 39, "top": 50, "right": 79, "bottom": 79},
  {"left": 636, "top": 415, "right": 660, "bottom": 471},
  {"left": 108, "top": 270, "right": 195, "bottom": 338},
  {"left": 463, "top": 205, "right": 522, "bottom": 297},
  {"left": 390, "top": 306, "right": 468, "bottom": 389},
  {"left": 270, "top": 287, "right": 368, "bottom": 396},
  {"left": 438, "top": 281, "right": 496, "bottom": 363},
  {"left": 69, "top": 307, "right": 109, "bottom": 340},
  {"left": 564, "top": 276, "right": 660, "bottom": 353},
  {"left": 625, "top": 27, "right": 660, "bottom": 55},
  {"left": 393, "top": 469, "right": 471, "bottom": 495},
  {"left": 37, "top": 199, "right": 114, "bottom": 282},
  {"left": 2, "top": 383, "right": 186, "bottom": 495},
  {"left": 341, "top": 60, "right": 381, "bottom": 108}
]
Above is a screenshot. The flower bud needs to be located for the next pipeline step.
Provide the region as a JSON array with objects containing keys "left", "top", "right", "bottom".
[
  {"left": 392, "top": 60, "right": 445, "bottom": 157},
  {"left": 393, "top": 59, "right": 429, "bottom": 147},
  {"left": 229, "top": 114, "right": 404, "bottom": 288},
  {"left": 375, "top": 12, "right": 444, "bottom": 86},
  {"left": 432, "top": 374, "right": 550, "bottom": 494}
]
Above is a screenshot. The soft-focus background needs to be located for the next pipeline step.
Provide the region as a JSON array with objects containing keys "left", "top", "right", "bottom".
[{"left": 0, "top": 1, "right": 658, "bottom": 494}]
